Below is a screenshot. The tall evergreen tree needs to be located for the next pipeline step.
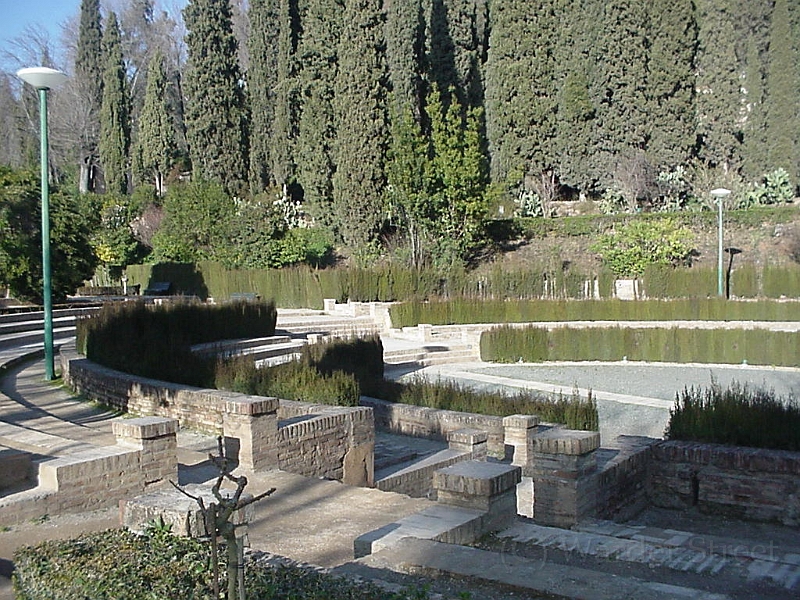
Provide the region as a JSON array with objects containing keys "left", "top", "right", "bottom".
[
  {"left": 132, "top": 51, "right": 175, "bottom": 196},
  {"left": 247, "top": 0, "right": 280, "bottom": 194},
  {"left": 764, "top": 0, "right": 799, "bottom": 184},
  {"left": 295, "top": 0, "right": 340, "bottom": 226},
  {"left": 75, "top": 0, "right": 104, "bottom": 193},
  {"left": 552, "top": 0, "right": 598, "bottom": 193},
  {"left": 589, "top": 0, "right": 651, "bottom": 192},
  {"left": 695, "top": 0, "right": 743, "bottom": 172},
  {"left": 646, "top": 0, "right": 696, "bottom": 173},
  {"left": 385, "top": 0, "right": 425, "bottom": 117},
  {"left": 742, "top": 35, "right": 768, "bottom": 181},
  {"left": 428, "top": 86, "right": 488, "bottom": 267},
  {"left": 270, "top": 0, "right": 300, "bottom": 190},
  {"left": 183, "top": 0, "right": 249, "bottom": 195},
  {"left": 426, "top": 0, "right": 487, "bottom": 109},
  {"left": 484, "top": 0, "right": 557, "bottom": 186},
  {"left": 99, "top": 12, "right": 131, "bottom": 196},
  {"left": 332, "top": 0, "right": 389, "bottom": 254}
]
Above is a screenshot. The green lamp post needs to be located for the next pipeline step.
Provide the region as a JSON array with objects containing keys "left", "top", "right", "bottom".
[
  {"left": 710, "top": 188, "right": 731, "bottom": 299},
  {"left": 17, "top": 67, "right": 68, "bottom": 381}
]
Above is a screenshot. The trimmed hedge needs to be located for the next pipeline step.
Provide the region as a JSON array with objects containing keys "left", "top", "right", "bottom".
[
  {"left": 77, "top": 300, "right": 277, "bottom": 387},
  {"left": 666, "top": 381, "right": 800, "bottom": 451},
  {"left": 390, "top": 297, "right": 800, "bottom": 329},
  {"left": 480, "top": 325, "right": 800, "bottom": 367}
]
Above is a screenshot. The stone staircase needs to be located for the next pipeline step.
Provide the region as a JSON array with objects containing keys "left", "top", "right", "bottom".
[{"left": 495, "top": 519, "right": 800, "bottom": 593}]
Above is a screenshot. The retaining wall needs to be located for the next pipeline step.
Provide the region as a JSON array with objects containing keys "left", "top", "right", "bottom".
[
  {"left": 361, "top": 396, "right": 506, "bottom": 457},
  {"left": 648, "top": 440, "right": 800, "bottom": 526},
  {"left": 60, "top": 346, "right": 373, "bottom": 485}
]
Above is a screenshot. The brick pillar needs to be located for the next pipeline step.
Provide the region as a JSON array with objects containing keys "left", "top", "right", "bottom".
[
  {"left": 434, "top": 461, "right": 521, "bottom": 534},
  {"left": 531, "top": 428, "right": 601, "bottom": 527},
  {"left": 503, "top": 414, "right": 540, "bottom": 518},
  {"left": 222, "top": 396, "right": 279, "bottom": 471},
  {"left": 113, "top": 416, "right": 178, "bottom": 485},
  {"left": 503, "top": 414, "right": 540, "bottom": 466},
  {"left": 448, "top": 428, "right": 488, "bottom": 460}
]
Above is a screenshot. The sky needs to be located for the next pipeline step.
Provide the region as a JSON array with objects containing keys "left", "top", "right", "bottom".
[{"left": 0, "top": 0, "right": 80, "bottom": 49}]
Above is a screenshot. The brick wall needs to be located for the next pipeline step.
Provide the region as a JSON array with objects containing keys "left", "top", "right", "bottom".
[
  {"left": 596, "top": 436, "right": 658, "bottom": 522},
  {"left": 362, "top": 396, "right": 505, "bottom": 457},
  {"left": 61, "top": 346, "right": 373, "bottom": 485},
  {"left": 648, "top": 440, "right": 800, "bottom": 526},
  {"left": 278, "top": 400, "right": 374, "bottom": 486}
]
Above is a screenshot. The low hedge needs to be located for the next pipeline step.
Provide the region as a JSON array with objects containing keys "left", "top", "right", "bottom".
[
  {"left": 390, "top": 297, "right": 800, "bottom": 329},
  {"left": 12, "top": 529, "right": 451, "bottom": 600},
  {"left": 666, "top": 381, "right": 800, "bottom": 451},
  {"left": 480, "top": 325, "right": 800, "bottom": 367}
]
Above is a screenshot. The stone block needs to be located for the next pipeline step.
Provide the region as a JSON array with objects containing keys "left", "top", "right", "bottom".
[
  {"left": 122, "top": 485, "right": 255, "bottom": 537},
  {"left": 448, "top": 428, "right": 488, "bottom": 459},
  {"left": 112, "top": 416, "right": 178, "bottom": 441},
  {"left": 534, "top": 429, "right": 600, "bottom": 456},
  {"left": 222, "top": 396, "right": 278, "bottom": 416},
  {"left": 0, "top": 448, "right": 32, "bottom": 489}
]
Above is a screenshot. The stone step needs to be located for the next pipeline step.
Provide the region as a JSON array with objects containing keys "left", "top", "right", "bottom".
[{"left": 498, "top": 520, "right": 800, "bottom": 592}]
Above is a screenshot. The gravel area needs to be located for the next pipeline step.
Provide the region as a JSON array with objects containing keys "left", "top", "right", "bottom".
[{"left": 404, "top": 361, "right": 800, "bottom": 446}]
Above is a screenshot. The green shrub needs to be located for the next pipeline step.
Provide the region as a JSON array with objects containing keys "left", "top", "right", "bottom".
[
  {"left": 13, "top": 529, "right": 221, "bottom": 599},
  {"left": 480, "top": 325, "right": 800, "bottom": 367},
  {"left": 666, "top": 381, "right": 800, "bottom": 450},
  {"left": 12, "top": 529, "right": 450, "bottom": 600},
  {"left": 389, "top": 376, "right": 598, "bottom": 431},
  {"left": 391, "top": 298, "right": 800, "bottom": 328}
]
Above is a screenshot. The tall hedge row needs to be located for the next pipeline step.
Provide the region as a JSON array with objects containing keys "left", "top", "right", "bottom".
[{"left": 390, "top": 298, "right": 800, "bottom": 329}]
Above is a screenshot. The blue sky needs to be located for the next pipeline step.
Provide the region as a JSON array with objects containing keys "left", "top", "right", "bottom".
[{"left": 0, "top": 0, "right": 80, "bottom": 47}]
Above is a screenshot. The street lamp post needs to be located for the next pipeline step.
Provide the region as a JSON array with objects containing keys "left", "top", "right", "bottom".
[
  {"left": 17, "top": 67, "right": 68, "bottom": 381},
  {"left": 710, "top": 188, "right": 732, "bottom": 299}
]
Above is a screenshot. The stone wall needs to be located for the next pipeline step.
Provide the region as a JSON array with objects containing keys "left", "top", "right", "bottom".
[
  {"left": 278, "top": 400, "right": 375, "bottom": 486},
  {"left": 362, "top": 396, "right": 505, "bottom": 457},
  {"left": 60, "top": 346, "right": 371, "bottom": 485},
  {"left": 0, "top": 417, "right": 177, "bottom": 526},
  {"left": 648, "top": 440, "right": 800, "bottom": 526},
  {"left": 596, "top": 436, "right": 659, "bottom": 522}
]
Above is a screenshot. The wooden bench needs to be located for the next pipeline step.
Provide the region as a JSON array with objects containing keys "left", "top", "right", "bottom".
[{"left": 144, "top": 281, "right": 172, "bottom": 296}]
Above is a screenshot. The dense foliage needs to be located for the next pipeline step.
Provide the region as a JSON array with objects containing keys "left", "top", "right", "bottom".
[
  {"left": 77, "top": 300, "right": 278, "bottom": 386},
  {"left": 12, "top": 528, "right": 459, "bottom": 600},
  {"left": 3, "top": 0, "right": 798, "bottom": 277},
  {"left": 0, "top": 167, "right": 98, "bottom": 302},
  {"left": 666, "top": 381, "right": 800, "bottom": 451},
  {"left": 480, "top": 325, "right": 800, "bottom": 368}
]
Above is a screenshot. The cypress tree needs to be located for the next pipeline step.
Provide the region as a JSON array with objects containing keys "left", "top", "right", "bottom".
[
  {"left": 426, "top": 0, "right": 487, "bottom": 109},
  {"left": 75, "top": 0, "right": 104, "bottom": 193},
  {"left": 132, "top": 51, "right": 175, "bottom": 196},
  {"left": 247, "top": 0, "right": 280, "bottom": 194},
  {"left": 385, "top": 0, "right": 425, "bottom": 117},
  {"left": 764, "top": 0, "right": 799, "bottom": 184},
  {"left": 646, "top": 0, "right": 697, "bottom": 173},
  {"left": 295, "top": 0, "right": 340, "bottom": 226},
  {"left": 742, "top": 35, "right": 768, "bottom": 182},
  {"left": 99, "top": 12, "right": 131, "bottom": 196},
  {"left": 183, "top": 0, "right": 249, "bottom": 195},
  {"left": 427, "top": 85, "right": 488, "bottom": 267},
  {"left": 589, "top": 0, "right": 650, "bottom": 192},
  {"left": 695, "top": 0, "right": 743, "bottom": 171},
  {"left": 270, "top": 0, "right": 300, "bottom": 190},
  {"left": 484, "top": 0, "right": 557, "bottom": 186},
  {"left": 332, "top": 0, "right": 389, "bottom": 254}
]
